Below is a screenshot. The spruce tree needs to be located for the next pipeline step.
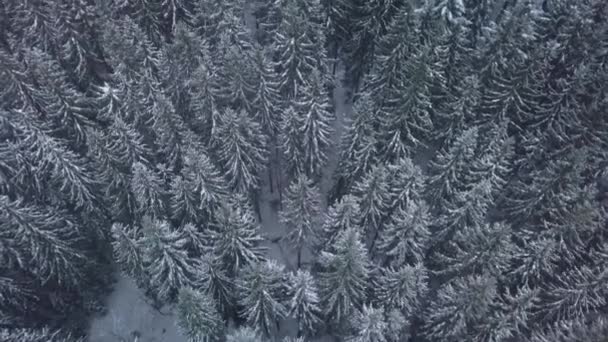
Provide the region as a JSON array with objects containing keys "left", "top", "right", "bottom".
[
  {"left": 287, "top": 270, "right": 322, "bottom": 336},
  {"left": 238, "top": 260, "right": 288, "bottom": 337},
  {"left": 318, "top": 195, "right": 361, "bottom": 250},
  {"left": 351, "top": 164, "right": 391, "bottom": 251},
  {"left": 379, "top": 199, "right": 431, "bottom": 266},
  {"left": 318, "top": 228, "right": 372, "bottom": 325},
  {"left": 176, "top": 287, "right": 224, "bottom": 342},
  {"left": 279, "top": 106, "right": 305, "bottom": 179},
  {"left": 426, "top": 126, "right": 478, "bottom": 207},
  {"left": 279, "top": 175, "right": 322, "bottom": 268},
  {"left": 348, "top": 305, "right": 388, "bottom": 342},
  {"left": 332, "top": 93, "right": 379, "bottom": 201},
  {"left": 225, "top": 327, "right": 263, "bottom": 342},
  {"left": 297, "top": 70, "right": 335, "bottom": 179},
  {"left": 197, "top": 254, "right": 237, "bottom": 318},
  {"left": 208, "top": 204, "right": 266, "bottom": 274},
  {"left": 0, "top": 328, "right": 82, "bottom": 342},
  {"left": 375, "top": 264, "right": 428, "bottom": 316},
  {"left": 140, "top": 218, "right": 196, "bottom": 302},
  {"left": 212, "top": 108, "right": 268, "bottom": 194},
  {"left": 111, "top": 223, "right": 144, "bottom": 280},
  {"left": 423, "top": 275, "right": 498, "bottom": 341},
  {"left": 131, "top": 162, "right": 166, "bottom": 219}
]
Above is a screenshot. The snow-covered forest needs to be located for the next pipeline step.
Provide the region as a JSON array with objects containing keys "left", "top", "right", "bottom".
[{"left": 1, "top": 0, "right": 608, "bottom": 341}]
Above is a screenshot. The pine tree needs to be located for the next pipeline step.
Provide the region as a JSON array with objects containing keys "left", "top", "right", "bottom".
[
  {"left": 8, "top": 0, "right": 56, "bottom": 53},
  {"left": 52, "top": 0, "right": 102, "bottom": 88},
  {"left": 171, "top": 148, "right": 227, "bottom": 225},
  {"left": 332, "top": 93, "right": 379, "bottom": 200},
  {"left": 379, "top": 199, "right": 431, "bottom": 266},
  {"left": 238, "top": 260, "right": 288, "bottom": 336},
  {"left": 374, "top": 45, "right": 437, "bottom": 159},
  {"left": 0, "top": 328, "right": 82, "bottom": 342},
  {"left": 287, "top": 270, "right": 322, "bottom": 336},
  {"left": 351, "top": 164, "right": 391, "bottom": 251},
  {"left": 6, "top": 109, "right": 97, "bottom": 210},
  {"left": 474, "top": 285, "right": 538, "bottom": 342},
  {"left": 375, "top": 264, "right": 428, "bottom": 315},
  {"left": 140, "top": 218, "right": 196, "bottom": 302},
  {"left": 426, "top": 126, "right": 478, "bottom": 207},
  {"left": 280, "top": 106, "right": 305, "bottom": 178},
  {"left": 225, "top": 327, "right": 263, "bottom": 342},
  {"left": 250, "top": 46, "right": 281, "bottom": 137},
  {"left": 423, "top": 275, "right": 498, "bottom": 341},
  {"left": 348, "top": 305, "right": 388, "bottom": 342},
  {"left": 212, "top": 42, "right": 255, "bottom": 111},
  {"left": 296, "top": 70, "right": 335, "bottom": 179},
  {"left": 0, "top": 196, "right": 84, "bottom": 287},
  {"left": 318, "top": 195, "right": 361, "bottom": 250},
  {"left": 436, "top": 222, "right": 515, "bottom": 278},
  {"left": 24, "top": 48, "right": 95, "bottom": 145},
  {"left": 176, "top": 287, "right": 224, "bottom": 342},
  {"left": 131, "top": 162, "right": 166, "bottom": 219},
  {"left": 384, "top": 156, "right": 427, "bottom": 216},
  {"left": 197, "top": 254, "right": 237, "bottom": 317},
  {"left": 273, "top": 2, "right": 322, "bottom": 99},
  {"left": 212, "top": 108, "right": 268, "bottom": 194},
  {"left": 111, "top": 223, "right": 144, "bottom": 279},
  {"left": 279, "top": 175, "right": 322, "bottom": 268},
  {"left": 208, "top": 204, "right": 266, "bottom": 274},
  {"left": 318, "top": 228, "right": 372, "bottom": 324}
]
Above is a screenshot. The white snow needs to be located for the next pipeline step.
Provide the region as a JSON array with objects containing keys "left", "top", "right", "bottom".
[{"left": 88, "top": 276, "right": 187, "bottom": 342}]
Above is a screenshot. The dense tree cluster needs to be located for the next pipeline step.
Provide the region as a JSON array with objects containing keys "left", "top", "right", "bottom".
[{"left": 1, "top": 0, "right": 607, "bottom": 341}]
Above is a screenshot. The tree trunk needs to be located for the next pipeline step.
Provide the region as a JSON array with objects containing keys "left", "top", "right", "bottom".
[{"left": 297, "top": 248, "right": 302, "bottom": 269}]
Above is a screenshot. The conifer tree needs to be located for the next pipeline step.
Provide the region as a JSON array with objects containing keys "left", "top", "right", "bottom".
[
  {"left": 426, "top": 126, "right": 478, "bottom": 207},
  {"left": 280, "top": 106, "right": 305, "bottom": 179},
  {"left": 436, "top": 222, "right": 515, "bottom": 278},
  {"left": 318, "top": 228, "right": 372, "bottom": 325},
  {"left": 212, "top": 108, "right": 268, "bottom": 194},
  {"left": 171, "top": 148, "right": 227, "bottom": 225},
  {"left": 375, "top": 264, "right": 428, "bottom": 316},
  {"left": 351, "top": 164, "right": 391, "bottom": 251},
  {"left": 131, "top": 162, "right": 166, "bottom": 219},
  {"left": 238, "top": 260, "right": 288, "bottom": 337},
  {"left": 379, "top": 199, "right": 431, "bottom": 266},
  {"left": 25, "top": 48, "right": 95, "bottom": 145},
  {"left": 111, "top": 223, "right": 144, "bottom": 279},
  {"left": 197, "top": 254, "right": 237, "bottom": 318},
  {"left": 348, "top": 305, "right": 388, "bottom": 342},
  {"left": 250, "top": 47, "right": 281, "bottom": 137},
  {"left": 423, "top": 275, "right": 498, "bottom": 341},
  {"left": 287, "top": 270, "right": 322, "bottom": 336},
  {"left": 176, "top": 287, "right": 224, "bottom": 342},
  {"left": 273, "top": 2, "right": 322, "bottom": 99},
  {"left": 0, "top": 196, "right": 84, "bottom": 287},
  {"left": 208, "top": 204, "right": 266, "bottom": 274},
  {"left": 140, "top": 218, "right": 196, "bottom": 302},
  {"left": 297, "top": 70, "right": 334, "bottom": 180},
  {"left": 280, "top": 175, "right": 322, "bottom": 268},
  {"left": 318, "top": 195, "right": 361, "bottom": 250},
  {"left": 0, "top": 328, "right": 83, "bottom": 342},
  {"left": 225, "top": 327, "right": 263, "bottom": 342},
  {"left": 332, "top": 93, "right": 379, "bottom": 200},
  {"left": 374, "top": 45, "right": 437, "bottom": 159}
]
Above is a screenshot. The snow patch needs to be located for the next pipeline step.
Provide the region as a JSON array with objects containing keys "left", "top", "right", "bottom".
[{"left": 88, "top": 276, "right": 186, "bottom": 342}]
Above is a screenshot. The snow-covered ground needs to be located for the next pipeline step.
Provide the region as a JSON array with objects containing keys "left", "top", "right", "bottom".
[{"left": 88, "top": 276, "right": 187, "bottom": 342}]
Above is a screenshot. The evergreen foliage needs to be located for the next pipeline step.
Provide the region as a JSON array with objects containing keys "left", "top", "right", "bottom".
[{"left": 2, "top": 0, "right": 608, "bottom": 341}]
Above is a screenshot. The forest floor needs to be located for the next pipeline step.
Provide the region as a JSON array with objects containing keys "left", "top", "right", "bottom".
[{"left": 87, "top": 65, "right": 352, "bottom": 342}]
